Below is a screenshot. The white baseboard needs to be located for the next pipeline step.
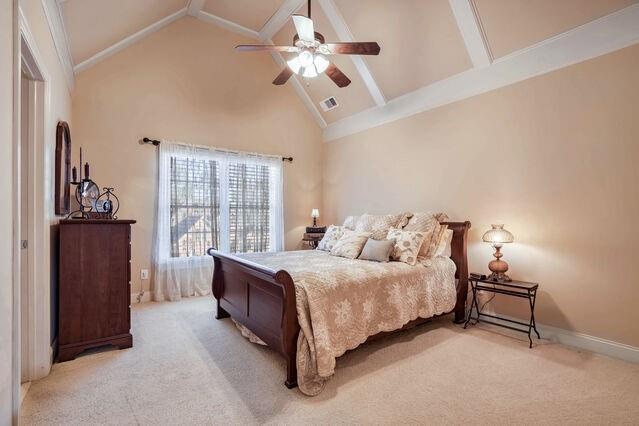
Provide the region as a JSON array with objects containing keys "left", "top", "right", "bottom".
[
  {"left": 475, "top": 312, "right": 639, "bottom": 364},
  {"left": 130, "top": 292, "right": 152, "bottom": 304}
]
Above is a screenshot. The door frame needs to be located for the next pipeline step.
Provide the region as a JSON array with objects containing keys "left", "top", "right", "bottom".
[{"left": 12, "top": 6, "right": 54, "bottom": 416}]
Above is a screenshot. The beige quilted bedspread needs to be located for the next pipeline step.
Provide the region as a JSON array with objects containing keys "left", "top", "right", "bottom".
[{"left": 238, "top": 249, "right": 457, "bottom": 396}]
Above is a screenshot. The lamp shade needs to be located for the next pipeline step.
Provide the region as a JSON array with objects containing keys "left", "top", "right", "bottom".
[
  {"left": 311, "top": 209, "right": 320, "bottom": 218},
  {"left": 482, "top": 224, "right": 514, "bottom": 245}
]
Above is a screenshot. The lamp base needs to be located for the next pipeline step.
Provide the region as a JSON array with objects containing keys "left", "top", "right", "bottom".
[
  {"left": 487, "top": 271, "right": 512, "bottom": 282},
  {"left": 488, "top": 255, "right": 511, "bottom": 282}
]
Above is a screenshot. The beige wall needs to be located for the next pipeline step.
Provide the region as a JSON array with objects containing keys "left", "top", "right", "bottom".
[
  {"left": 72, "top": 16, "right": 324, "bottom": 298},
  {"left": 1, "top": 0, "right": 16, "bottom": 421},
  {"left": 324, "top": 44, "right": 639, "bottom": 347}
]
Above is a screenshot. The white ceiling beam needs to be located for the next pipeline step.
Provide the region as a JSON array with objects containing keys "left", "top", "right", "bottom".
[
  {"left": 40, "top": 0, "right": 75, "bottom": 91},
  {"left": 74, "top": 7, "right": 188, "bottom": 73},
  {"left": 449, "top": 0, "right": 492, "bottom": 68},
  {"left": 270, "top": 50, "right": 327, "bottom": 129},
  {"left": 187, "top": 0, "right": 206, "bottom": 17},
  {"left": 195, "top": 10, "right": 259, "bottom": 40},
  {"left": 317, "top": 0, "right": 386, "bottom": 107},
  {"left": 324, "top": 3, "right": 639, "bottom": 142},
  {"left": 258, "top": 0, "right": 306, "bottom": 42}
]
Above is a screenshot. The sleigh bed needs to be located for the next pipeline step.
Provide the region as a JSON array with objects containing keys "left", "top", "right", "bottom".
[{"left": 207, "top": 221, "right": 470, "bottom": 393}]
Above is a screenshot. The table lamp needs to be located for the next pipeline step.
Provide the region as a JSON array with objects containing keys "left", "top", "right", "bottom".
[
  {"left": 482, "top": 224, "right": 514, "bottom": 282},
  {"left": 311, "top": 209, "right": 320, "bottom": 227}
]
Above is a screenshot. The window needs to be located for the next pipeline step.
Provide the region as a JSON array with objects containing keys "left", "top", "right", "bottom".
[
  {"left": 228, "top": 162, "right": 271, "bottom": 253},
  {"left": 169, "top": 157, "right": 220, "bottom": 257},
  {"left": 161, "top": 143, "right": 283, "bottom": 258}
]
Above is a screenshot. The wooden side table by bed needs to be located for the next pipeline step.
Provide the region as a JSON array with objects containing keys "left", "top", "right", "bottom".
[
  {"left": 464, "top": 277, "right": 541, "bottom": 348},
  {"left": 302, "top": 232, "right": 324, "bottom": 249}
]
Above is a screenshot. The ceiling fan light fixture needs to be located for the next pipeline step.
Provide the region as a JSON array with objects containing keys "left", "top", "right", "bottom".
[
  {"left": 298, "top": 50, "right": 314, "bottom": 68},
  {"left": 287, "top": 56, "right": 302, "bottom": 74},
  {"left": 302, "top": 65, "right": 318, "bottom": 78},
  {"left": 313, "top": 53, "right": 329, "bottom": 74}
]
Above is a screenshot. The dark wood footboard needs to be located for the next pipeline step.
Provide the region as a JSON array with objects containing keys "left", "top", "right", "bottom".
[
  {"left": 207, "top": 220, "right": 470, "bottom": 389},
  {"left": 208, "top": 249, "right": 300, "bottom": 388}
]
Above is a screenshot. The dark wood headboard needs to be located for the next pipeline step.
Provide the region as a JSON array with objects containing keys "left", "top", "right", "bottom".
[{"left": 441, "top": 221, "right": 471, "bottom": 323}]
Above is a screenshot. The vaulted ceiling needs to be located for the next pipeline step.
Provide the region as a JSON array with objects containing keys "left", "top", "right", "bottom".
[{"left": 47, "top": 0, "right": 639, "bottom": 139}]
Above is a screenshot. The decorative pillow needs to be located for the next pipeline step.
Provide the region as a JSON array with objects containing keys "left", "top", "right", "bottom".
[
  {"left": 358, "top": 238, "right": 396, "bottom": 262},
  {"left": 386, "top": 228, "right": 426, "bottom": 266},
  {"left": 330, "top": 230, "right": 371, "bottom": 259},
  {"left": 317, "top": 225, "right": 345, "bottom": 252},
  {"left": 403, "top": 212, "right": 448, "bottom": 258},
  {"left": 355, "top": 213, "right": 412, "bottom": 240},
  {"left": 342, "top": 215, "right": 361, "bottom": 230},
  {"left": 426, "top": 223, "right": 449, "bottom": 258},
  {"left": 434, "top": 229, "right": 454, "bottom": 258}
]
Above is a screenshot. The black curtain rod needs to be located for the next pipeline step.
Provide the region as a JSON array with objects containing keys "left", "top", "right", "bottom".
[{"left": 142, "top": 137, "right": 293, "bottom": 162}]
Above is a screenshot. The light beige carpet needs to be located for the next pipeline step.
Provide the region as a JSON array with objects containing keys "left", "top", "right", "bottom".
[{"left": 21, "top": 297, "right": 639, "bottom": 425}]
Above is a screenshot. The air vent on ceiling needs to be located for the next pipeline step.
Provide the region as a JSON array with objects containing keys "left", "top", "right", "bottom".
[{"left": 319, "top": 96, "right": 339, "bottom": 112}]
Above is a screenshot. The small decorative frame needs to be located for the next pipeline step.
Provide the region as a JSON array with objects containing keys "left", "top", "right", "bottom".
[{"left": 55, "top": 121, "right": 72, "bottom": 215}]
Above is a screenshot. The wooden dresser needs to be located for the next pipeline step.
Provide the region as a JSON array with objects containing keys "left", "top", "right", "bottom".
[{"left": 58, "top": 219, "right": 136, "bottom": 361}]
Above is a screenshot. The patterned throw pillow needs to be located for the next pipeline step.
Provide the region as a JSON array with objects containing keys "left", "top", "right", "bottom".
[
  {"left": 330, "top": 230, "right": 371, "bottom": 259},
  {"left": 317, "top": 225, "right": 345, "bottom": 252},
  {"left": 342, "top": 215, "right": 361, "bottom": 230},
  {"left": 403, "top": 212, "right": 448, "bottom": 258},
  {"left": 386, "top": 228, "right": 426, "bottom": 266},
  {"left": 355, "top": 212, "right": 412, "bottom": 240}
]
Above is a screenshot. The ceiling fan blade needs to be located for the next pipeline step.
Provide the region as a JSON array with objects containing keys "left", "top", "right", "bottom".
[
  {"left": 292, "top": 14, "right": 315, "bottom": 43},
  {"left": 272, "top": 67, "right": 294, "bottom": 85},
  {"left": 325, "top": 63, "right": 351, "bottom": 88},
  {"left": 324, "top": 42, "right": 381, "bottom": 55},
  {"left": 236, "top": 45, "right": 300, "bottom": 53}
]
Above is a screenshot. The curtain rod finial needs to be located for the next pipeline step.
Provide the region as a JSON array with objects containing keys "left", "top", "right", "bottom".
[{"left": 142, "top": 137, "right": 160, "bottom": 146}]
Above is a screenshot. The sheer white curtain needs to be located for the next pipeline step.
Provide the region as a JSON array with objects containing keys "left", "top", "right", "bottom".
[{"left": 152, "top": 141, "right": 284, "bottom": 302}]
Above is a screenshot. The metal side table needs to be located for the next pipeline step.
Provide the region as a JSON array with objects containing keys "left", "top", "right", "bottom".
[{"left": 464, "top": 277, "right": 541, "bottom": 348}]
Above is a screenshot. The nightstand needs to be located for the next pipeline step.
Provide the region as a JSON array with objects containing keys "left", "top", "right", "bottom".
[
  {"left": 303, "top": 233, "right": 324, "bottom": 249},
  {"left": 464, "top": 277, "right": 541, "bottom": 348}
]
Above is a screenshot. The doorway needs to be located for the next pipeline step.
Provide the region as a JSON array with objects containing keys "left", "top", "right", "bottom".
[
  {"left": 14, "top": 21, "right": 50, "bottom": 413},
  {"left": 19, "top": 70, "right": 32, "bottom": 401}
]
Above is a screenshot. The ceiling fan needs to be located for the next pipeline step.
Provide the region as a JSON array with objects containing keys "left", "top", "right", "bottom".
[{"left": 235, "top": 0, "right": 380, "bottom": 88}]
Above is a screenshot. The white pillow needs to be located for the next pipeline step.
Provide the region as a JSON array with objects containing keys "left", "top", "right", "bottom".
[
  {"left": 342, "top": 215, "right": 362, "bottom": 230},
  {"left": 434, "top": 229, "right": 454, "bottom": 258},
  {"left": 330, "top": 229, "right": 371, "bottom": 259},
  {"left": 317, "top": 225, "right": 344, "bottom": 252}
]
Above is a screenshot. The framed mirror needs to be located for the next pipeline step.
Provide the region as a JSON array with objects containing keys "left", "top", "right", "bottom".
[{"left": 55, "top": 121, "right": 71, "bottom": 216}]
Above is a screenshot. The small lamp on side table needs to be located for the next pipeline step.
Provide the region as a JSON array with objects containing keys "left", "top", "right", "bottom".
[
  {"left": 311, "top": 209, "right": 320, "bottom": 227},
  {"left": 482, "top": 224, "right": 514, "bottom": 282}
]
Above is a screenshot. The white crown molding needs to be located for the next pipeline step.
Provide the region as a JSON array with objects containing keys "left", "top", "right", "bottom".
[
  {"left": 74, "top": 8, "right": 188, "bottom": 73},
  {"left": 449, "top": 0, "right": 492, "bottom": 68},
  {"left": 317, "top": 0, "right": 386, "bottom": 107},
  {"left": 324, "top": 3, "right": 639, "bottom": 142},
  {"left": 195, "top": 9, "right": 259, "bottom": 40},
  {"left": 40, "top": 0, "right": 75, "bottom": 91},
  {"left": 480, "top": 313, "right": 639, "bottom": 364},
  {"left": 187, "top": 0, "right": 206, "bottom": 17},
  {"left": 270, "top": 51, "right": 327, "bottom": 129},
  {"left": 258, "top": 0, "right": 306, "bottom": 42}
]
